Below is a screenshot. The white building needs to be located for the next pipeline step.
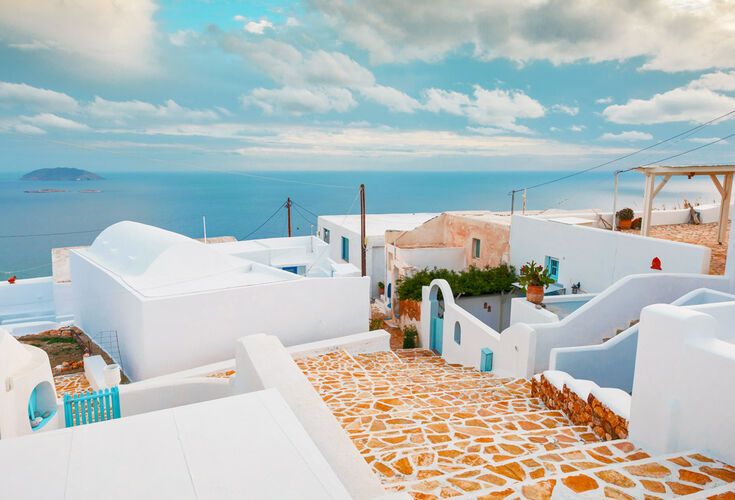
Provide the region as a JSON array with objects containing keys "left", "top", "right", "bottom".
[
  {"left": 211, "top": 235, "right": 360, "bottom": 278},
  {"left": 510, "top": 213, "right": 712, "bottom": 293},
  {"left": 70, "top": 221, "right": 369, "bottom": 381},
  {"left": 317, "top": 213, "right": 438, "bottom": 297}
]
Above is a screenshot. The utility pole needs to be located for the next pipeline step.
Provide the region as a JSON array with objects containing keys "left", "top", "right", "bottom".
[
  {"left": 360, "top": 184, "right": 367, "bottom": 277},
  {"left": 522, "top": 189, "right": 527, "bottom": 214},
  {"left": 202, "top": 216, "right": 207, "bottom": 244},
  {"left": 286, "top": 197, "right": 292, "bottom": 237},
  {"left": 510, "top": 190, "right": 516, "bottom": 215}
]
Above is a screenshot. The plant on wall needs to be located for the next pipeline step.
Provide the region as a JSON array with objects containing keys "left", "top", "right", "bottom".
[
  {"left": 518, "top": 260, "right": 555, "bottom": 304},
  {"left": 616, "top": 207, "right": 635, "bottom": 229},
  {"left": 395, "top": 264, "right": 517, "bottom": 301},
  {"left": 518, "top": 261, "right": 555, "bottom": 290},
  {"left": 402, "top": 325, "right": 418, "bottom": 348}
]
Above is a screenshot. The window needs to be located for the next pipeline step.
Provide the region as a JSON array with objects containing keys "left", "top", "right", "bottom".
[
  {"left": 453, "top": 321, "right": 462, "bottom": 345},
  {"left": 472, "top": 238, "right": 481, "bottom": 259},
  {"left": 323, "top": 228, "right": 330, "bottom": 243},
  {"left": 341, "top": 236, "right": 350, "bottom": 262},
  {"left": 545, "top": 256, "right": 560, "bottom": 282}
]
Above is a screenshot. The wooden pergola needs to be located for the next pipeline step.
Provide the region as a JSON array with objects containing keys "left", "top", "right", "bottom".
[{"left": 634, "top": 165, "right": 735, "bottom": 244}]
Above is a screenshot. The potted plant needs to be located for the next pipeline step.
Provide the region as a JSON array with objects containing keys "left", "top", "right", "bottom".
[
  {"left": 377, "top": 281, "right": 385, "bottom": 295},
  {"left": 402, "top": 325, "right": 418, "bottom": 349},
  {"left": 616, "top": 207, "right": 635, "bottom": 230},
  {"left": 518, "top": 261, "right": 555, "bottom": 305}
]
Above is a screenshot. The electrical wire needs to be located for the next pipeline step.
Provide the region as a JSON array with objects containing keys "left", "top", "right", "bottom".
[
  {"left": 509, "top": 108, "right": 735, "bottom": 194},
  {"left": 241, "top": 202, "right": 286, "bottom": 240},
  {"left": 0, "top": 228, "right": 104, "bottom": 239},
  {"left": 619, "top": 132, "right": 735, "bottom": 173}
]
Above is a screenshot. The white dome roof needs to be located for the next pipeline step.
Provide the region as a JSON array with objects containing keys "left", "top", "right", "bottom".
[
  {"left": 0, "top": 329, "right": 33, "bottom": 381},
  {"left": 88, "top": 221, "right": 193, "bottom": 277}
]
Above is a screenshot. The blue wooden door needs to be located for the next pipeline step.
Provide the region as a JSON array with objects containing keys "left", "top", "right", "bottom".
[{"left": 430, "top": 317, "right": 444, "bottom": 354}]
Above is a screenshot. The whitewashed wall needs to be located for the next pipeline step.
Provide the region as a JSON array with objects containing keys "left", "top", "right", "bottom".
[
  {"left": 71, "top": 250, "right": 370, "bottom": 381},
  {"left": 533, "top": 203, "right": 724, "bottom": 229},
  {"left": 0, "top": 277, "right": 55, "bottom": 320},
  {"left": 510, "top": 215, "right": 711, "bottom": 293},
  {"left": 630, "top": 302, "right": 735, "bottom": 465},
  {"left": 318, "top": 218, "right": 380, "bottom": 297},
  {"left": 422, "top": 274, "right": 730, "bottom": 379}
]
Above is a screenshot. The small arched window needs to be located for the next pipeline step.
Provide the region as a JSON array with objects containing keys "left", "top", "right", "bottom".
[{"left": 454, "top": 321, "right": 462, "bottom": 345}]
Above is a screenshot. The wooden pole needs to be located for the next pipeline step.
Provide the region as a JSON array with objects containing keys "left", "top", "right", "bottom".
[
  {"left": 718, "top": 173, "right": 733, "bottom": 245},
  {"left": 286, "top": 197, "right": 292, "bottom": 237},
  {"left": 612, "top": 171, "right": 619, "bottom": 231},
  {"left": 510, "top": 190, "right": 516, "bottom": 215},
  {"left": 641, "top": 173, "right": 655, "bottom": 236},
  {"left": 360, "top": 184, "right": 367, "bottom": 277}
]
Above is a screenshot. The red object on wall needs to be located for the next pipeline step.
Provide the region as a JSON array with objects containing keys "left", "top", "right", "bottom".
[
  {"left": 7, "top": 275, "right": 16, "bottom": 284},
  {"left": 650, "top": 257, "right": 662, "bottom": 271}
]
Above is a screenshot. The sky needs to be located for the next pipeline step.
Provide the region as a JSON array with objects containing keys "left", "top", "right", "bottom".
[{"left": 0, "top": 0, "right": 734, "bottom": 172}]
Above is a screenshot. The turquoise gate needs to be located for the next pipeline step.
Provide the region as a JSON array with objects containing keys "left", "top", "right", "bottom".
[{"left": 63, "top": 387, "right": 120, "bottom": 427}]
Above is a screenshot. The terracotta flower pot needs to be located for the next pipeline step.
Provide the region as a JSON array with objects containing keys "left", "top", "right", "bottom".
[
  {"left": 618, "top": 219, "right": 632, "bottom": 230},
  {"left": 526, "top": 285, "right": 545, "bottom": 304}
]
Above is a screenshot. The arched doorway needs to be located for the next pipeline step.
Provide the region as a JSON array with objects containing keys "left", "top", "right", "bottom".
[{"left": 427, "top": 279, "right": 455, "bottom": 355}]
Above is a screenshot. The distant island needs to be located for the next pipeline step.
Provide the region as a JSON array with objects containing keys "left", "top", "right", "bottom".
[{"left": 21, "top": 167, "right": 104, "bottom": 181}]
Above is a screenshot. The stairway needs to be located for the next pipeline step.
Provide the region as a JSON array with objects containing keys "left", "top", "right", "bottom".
[{"left": 296, "top": 348, "right": 735, "bottom": 499}]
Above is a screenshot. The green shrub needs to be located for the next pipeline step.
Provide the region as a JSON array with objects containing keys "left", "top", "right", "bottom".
[
  {"left": 395, "top": 264, "right": 517, "bottom": 301},
  {"left": 369, "top": 318, "right": 384, "bottom": 331},
  {"left": 616, "top": 207, "right": 635, "bottom": 221},
  {"left": 402, "top": 325, "right": 418, "bottom": 349}
]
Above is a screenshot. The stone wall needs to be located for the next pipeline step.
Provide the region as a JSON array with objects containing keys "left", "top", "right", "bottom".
[
  {"left": 532, "top": 373, "right": 628, "bottom": 441},
  {"left": 398, "top": 299, "right": 421, "bottom": 329}
]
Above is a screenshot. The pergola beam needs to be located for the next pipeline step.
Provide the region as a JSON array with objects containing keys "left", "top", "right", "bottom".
[{"left": 635, "top": 165, "right": 735, "bottom": 244}]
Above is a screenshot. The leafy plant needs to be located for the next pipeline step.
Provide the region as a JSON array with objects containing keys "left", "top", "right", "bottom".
[
  {"left": 395, "top": 264, "right": 517, "bottom": 301},
  {"left": 518, "top": 261, "right": 555, "bottom": 290},
  {"left": 402, "top": 325, "right": 418, "bottom": 349},
  {"left": 377, "top": 281, "right": 385, "bottom": 289},
  {"left": 616, "top": 207, "right": 635, "bottom": 221},
  {"left": 369, "top": 318, "right": 384, "bottom": 331}
]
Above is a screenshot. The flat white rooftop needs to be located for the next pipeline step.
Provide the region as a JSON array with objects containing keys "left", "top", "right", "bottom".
[
  {"left": 319, "top": 213, "right": 438, "bottom": 237},
  {"left": 0, "top": 389, "right": 350, "bottom": 500}
]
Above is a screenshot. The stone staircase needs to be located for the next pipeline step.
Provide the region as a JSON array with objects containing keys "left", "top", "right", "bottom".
[{"left": 296, "top": 348, "right": 735, "bottom": 499}]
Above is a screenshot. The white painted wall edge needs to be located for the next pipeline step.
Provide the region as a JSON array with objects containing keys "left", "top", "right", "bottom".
[
  {"left": 288, "top": 330, "right": 391, "bottom": 359},
  {"left": 234, "top": 334, "right": 385, "bottom": 500}
]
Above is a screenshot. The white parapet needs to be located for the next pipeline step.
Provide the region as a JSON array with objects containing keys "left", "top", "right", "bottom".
[{"left": 630, "top": 302, "right": 735, "bottom": 465}]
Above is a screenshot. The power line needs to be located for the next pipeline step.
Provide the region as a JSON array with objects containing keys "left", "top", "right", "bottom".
[
  {"left": 620, "top": 132, "right": 735, "bottom": 172},
  {"left": 510, "top": 108, "right": 735, "bottom": 195},
  {"left": 0, "top": 228, "right": 104, "bottom": 239},
  {"left": 291, "top": 200, "right": 320, "bottom": 219},
  {"left": 241, "top": 202, "right": 286, "bottom": 240}
]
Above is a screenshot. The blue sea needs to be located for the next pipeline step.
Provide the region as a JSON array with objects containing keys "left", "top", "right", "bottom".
[{"left": 0, "top": 170, "right": 719, "bottom": 278}]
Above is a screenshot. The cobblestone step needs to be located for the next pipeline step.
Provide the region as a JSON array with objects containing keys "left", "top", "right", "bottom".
[
  {"left": 339, "top": 398, "right": 548, "bottom": 436},
  {"left": 454, "top": 450, "right": 735, "bottom": 500}
]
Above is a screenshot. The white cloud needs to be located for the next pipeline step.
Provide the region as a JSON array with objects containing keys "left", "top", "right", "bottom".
[
  {"left": 312, "top": 0, "right": 735, "bottom": 72},
  {"left": 286, "top": 17, "right": 300, "bottom": 27},
  {"left": 569, "top": 125, "right": 585, "bottom": 132},
  {"left": 688, "top": 70, "right": 735, "bottom": 91},
  {"left": 20, "top": 113, "right": 89, "bottom": 131},
  {"left": 596, "top": 97, "right": 614, "bottom": 104},
  {"left": 552, "top": 104, "right": 579, "bottom": 116},
  {"left": 0, "top": 0, "right": 158, "bottom": 76},
  {"left": 0, "top": 81, "right": 78, "bottom": 112},
  {"left": 600, "top": 130, "right": 653, "bottom": 141},
  {"left": 424, "top": 86, "right": 545, "bottom": 133},
  {"left": 602, "top": 87, "right": 735, "bottom": 124},
  {"left": 242, "top": 87, "right": 357, "bottom": 114},
  {"left": 0, "top": 119, "right": 46, "bottom": 135},
  {"left": 357, "top": 85, "right": 421, "bottom": 113},
  {"left": 169, "top": 30, "right": 199, "bottom": 47},
  {"left": 244, "top": 19, "right": 275, "bottom": 35},
  {"left": 87, "top": 97, "right": 220, "bottom": 123},
  {"left": 689, "top": 136, "right": 728, "bottom": 145}
]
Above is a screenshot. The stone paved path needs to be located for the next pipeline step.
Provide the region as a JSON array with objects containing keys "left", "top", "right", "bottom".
[{"left": 297, "top": 348, "right": 735, "bottom": 499}]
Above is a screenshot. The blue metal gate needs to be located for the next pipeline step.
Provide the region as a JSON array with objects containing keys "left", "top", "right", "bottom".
[{"left": 63, "top": 387, "right": 120, "bottom": 428}]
